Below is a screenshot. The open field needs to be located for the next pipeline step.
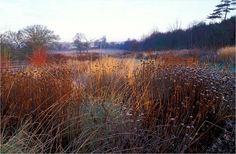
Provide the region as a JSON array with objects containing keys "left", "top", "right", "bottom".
[
  {"left": 50, "top": 49, "right": 128, "bottom": 56},
  {"left": 1, "top": 0, "right": 235, "bottom": 152},
  {"left": 1, "top": 49, "right": 235, "bottom": 153}
]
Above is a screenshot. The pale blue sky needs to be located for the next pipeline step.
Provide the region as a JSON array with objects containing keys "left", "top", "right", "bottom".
[{"left": 0, "top": 0, "right": 235, "bottom": 42}]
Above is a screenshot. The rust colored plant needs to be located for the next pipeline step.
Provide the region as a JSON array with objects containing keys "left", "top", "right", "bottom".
[{"left": 28, "top": 48, "right": 48, "bottom": 66}]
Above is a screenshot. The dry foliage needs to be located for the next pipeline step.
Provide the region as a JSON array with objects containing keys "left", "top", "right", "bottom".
[
  {"left": 217, "top": 46, "right": 236, "bottom": 64},
  {"left": 0, "top": 56, "right": 235, "bottom": 153},
  {"left": 28, "top": 48, "right": 48, "bottom": 66},
  {"left": 156, "top": 53, "right": 198, "bottom": 66}
]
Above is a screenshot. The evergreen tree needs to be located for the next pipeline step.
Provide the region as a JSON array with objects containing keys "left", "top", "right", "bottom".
[{"left": 208, "top": 0, "right": 236, "bottom": 20}]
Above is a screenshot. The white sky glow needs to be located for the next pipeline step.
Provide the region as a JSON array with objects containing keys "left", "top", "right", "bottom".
[{"left": 0, "top": 0, "right": 235, "bottom": 42}]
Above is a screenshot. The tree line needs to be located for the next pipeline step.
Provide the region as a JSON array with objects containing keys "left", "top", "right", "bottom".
[
  {"left": 0, "top": 25, "right": 110, "bottom": 60},
  {"left": 1, "top": 16, "right": 235, "bottom": 60},
  {"left": 110, "top": 0, "right": 236, "bottom": 51},
  {"left": 111, "top": 16, "right": 235, "bottom": 51}
]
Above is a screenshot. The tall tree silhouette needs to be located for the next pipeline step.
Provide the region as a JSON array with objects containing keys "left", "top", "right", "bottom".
[
  {"left": 208, "top": 0, "right": 236, "bottom": 20},
  {"left": 20, "top": 25, "right": 59, "bottom": 51},
  {"left": 73, "top": 33, "right": 90, "bottom": 53}
]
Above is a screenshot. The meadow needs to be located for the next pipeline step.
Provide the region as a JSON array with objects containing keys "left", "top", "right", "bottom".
[{"left": 0, "top": 47, "right": 235, "bottom": 153}]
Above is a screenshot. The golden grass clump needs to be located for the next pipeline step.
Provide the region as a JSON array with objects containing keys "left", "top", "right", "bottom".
[
  {"left": 156, "top": 53, "right": 198, "bottom": 66},
  {"left": 218, "top": 46, "right": 236, "bottom": 57},
  {"left": 217, "top": 46, "right": 236, "bottom": 64}
]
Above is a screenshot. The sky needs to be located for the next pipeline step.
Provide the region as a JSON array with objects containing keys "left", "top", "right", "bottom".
[{"left": 0, "top": 0, "right": 235, "bottom": 42}]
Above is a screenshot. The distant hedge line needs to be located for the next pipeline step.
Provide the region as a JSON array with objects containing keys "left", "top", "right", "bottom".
[{"left": 114, "top": 16, "right": 235, "bottom": 51}]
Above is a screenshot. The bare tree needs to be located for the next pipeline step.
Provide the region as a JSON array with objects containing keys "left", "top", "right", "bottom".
[
  {"left": 94, "top": 36, "right": 107, "bottom": 49},
  {"left": 168, "top": 20, "right": 182, "bottom": 32},
  {"left": 73, "top": 33, "right": 90, "bottom": 54},
  {"left": 0, "top": 33, "right": 13, "bottom": 61},
  {"left": 3, "top": 31, "right": 23, "bottom": 50},
  {"left": 20, "top": 25, "right": 59, "bottom": 51}
]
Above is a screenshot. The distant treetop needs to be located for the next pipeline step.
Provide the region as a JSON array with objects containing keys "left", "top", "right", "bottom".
[{"left": 208, "top": 0, "right": 236, "bottom": 20}]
